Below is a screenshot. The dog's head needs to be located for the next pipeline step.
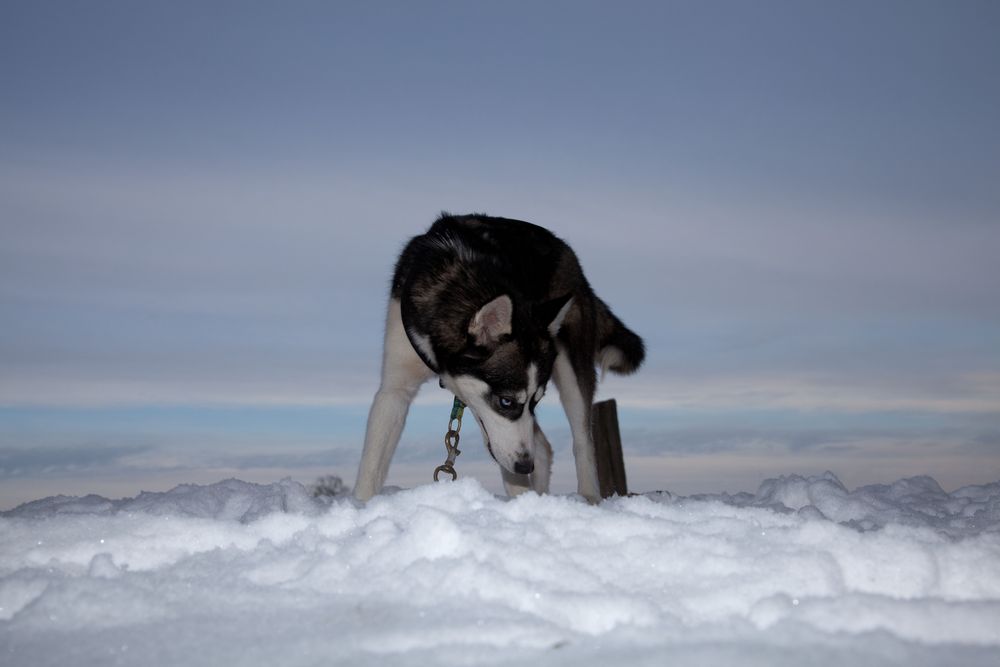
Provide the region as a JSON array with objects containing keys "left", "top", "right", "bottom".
[{"left": 439, "top": 293, "right": 572, "bottom": 476}]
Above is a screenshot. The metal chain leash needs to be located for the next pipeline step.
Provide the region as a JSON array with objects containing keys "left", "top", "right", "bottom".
[{"left": 433, "top": 396, "right": 465, "bottom": 481}]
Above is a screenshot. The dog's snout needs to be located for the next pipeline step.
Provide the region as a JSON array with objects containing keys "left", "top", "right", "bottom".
[{"left": 513, "top": 459, "right": 534, "bottom": 475}]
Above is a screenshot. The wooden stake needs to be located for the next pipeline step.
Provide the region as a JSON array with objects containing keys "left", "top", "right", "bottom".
[{"left": 593, "top": 399, "right": 628, "bottom": 497}]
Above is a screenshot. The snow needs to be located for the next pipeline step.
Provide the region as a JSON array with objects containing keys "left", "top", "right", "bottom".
[{"left": 2, "top": 472, "right": 1000, "bottom": 666}]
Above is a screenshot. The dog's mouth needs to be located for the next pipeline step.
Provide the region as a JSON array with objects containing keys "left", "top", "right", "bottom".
[{"left": 473, "top": 412, "right": 530, "bottom": 474}]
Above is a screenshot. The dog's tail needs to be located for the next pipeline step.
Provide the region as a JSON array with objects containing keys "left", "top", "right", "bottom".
[{"left": 595, "top": 298, "right": 645, "bottom": 377}]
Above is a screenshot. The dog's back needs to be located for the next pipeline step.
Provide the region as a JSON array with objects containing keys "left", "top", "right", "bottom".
[
  {"left": 392, "top": 213, "right": 577, "bottom": 301},
  {"left": 393, "top": 213, "right": 644, "bottom": 376}
]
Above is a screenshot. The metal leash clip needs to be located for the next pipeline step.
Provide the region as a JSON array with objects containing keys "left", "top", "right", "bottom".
[{"left": 433, "top": 396, "right": 465, "bottom": 481}]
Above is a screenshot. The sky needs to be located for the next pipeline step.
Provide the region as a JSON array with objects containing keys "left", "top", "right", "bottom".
[{"left": 1, "top": 0, "right": 999, "bottom": 508}]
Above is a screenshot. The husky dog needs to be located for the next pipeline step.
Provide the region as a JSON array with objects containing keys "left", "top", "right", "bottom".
[{"left": 354, "top": 213, "right": 645, "bottom": 503}]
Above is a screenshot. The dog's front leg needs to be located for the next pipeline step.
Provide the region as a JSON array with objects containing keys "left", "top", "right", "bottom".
[
  {"left": 354, "top": 299, "right": 433, "bottom": 501},
  {"left": 552, "top": 346, "right": 601, "bottom": 503},
  {"left": 531, "top": 422, "right": 553, "bottom": 494},
  {"left": 355, "top": 384, "right": 418, "bottom": 500}
]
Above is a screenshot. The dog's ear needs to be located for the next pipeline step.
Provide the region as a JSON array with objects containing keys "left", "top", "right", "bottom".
[
  {"left": 534, "top": 293, "right": 574, "bottom": 337},
  {"left": 469, "top": 295, "right": 513, "bottom": 346}
]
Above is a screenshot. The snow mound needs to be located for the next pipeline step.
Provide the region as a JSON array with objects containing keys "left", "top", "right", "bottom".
[
  {"left": 2, "top": 473, "right": 1000, "bottom": 666},
  {"left": 692, "top": 471, "right": 1000, "bottom": 537},
  {"left": 5, "top": 478, "right": 320, "bottom": 523}
]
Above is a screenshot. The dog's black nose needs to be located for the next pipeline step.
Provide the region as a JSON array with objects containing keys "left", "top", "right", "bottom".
[{"left": 513, "top": 460, "right": 534, "bottom": 475}]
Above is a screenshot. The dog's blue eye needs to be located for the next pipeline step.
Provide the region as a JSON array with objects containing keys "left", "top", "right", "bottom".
[{"left": 498, "top": 397, "right": 513, "bottom": 408}]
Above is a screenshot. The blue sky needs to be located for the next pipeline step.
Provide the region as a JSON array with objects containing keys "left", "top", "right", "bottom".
[{"left": 2, "top": 1, "right": 999, "bottom": 508}]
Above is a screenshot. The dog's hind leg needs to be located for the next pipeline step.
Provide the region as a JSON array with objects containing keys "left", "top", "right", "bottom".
[
  {"left": 499, "top": 421, "right": 552, "bottom": 497},
  {"left": 552, "top": 343, "right": 601, "bottom": 503},
  {"left": 354, "top": 298, "right": 433, "bottom": 501}
]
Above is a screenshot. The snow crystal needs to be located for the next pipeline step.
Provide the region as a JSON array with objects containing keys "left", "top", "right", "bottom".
[{"left": 2, "top": 472, "right": 999, "bottom": 666}]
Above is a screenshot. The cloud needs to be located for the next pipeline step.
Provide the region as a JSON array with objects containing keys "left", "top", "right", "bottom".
[
  {"left": 598, "top": 371, "right": 1000, "bottom": 414},
  {"left": 4, "top": 151, "right": 998, "bottom": 414},
  {"left": 0, "top": 444, "right": 150, "bottom": 478}
]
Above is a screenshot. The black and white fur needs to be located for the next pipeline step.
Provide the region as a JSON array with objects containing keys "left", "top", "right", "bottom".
[{"left": 354, "top": 213, "right": 645, "bottom": 503}]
